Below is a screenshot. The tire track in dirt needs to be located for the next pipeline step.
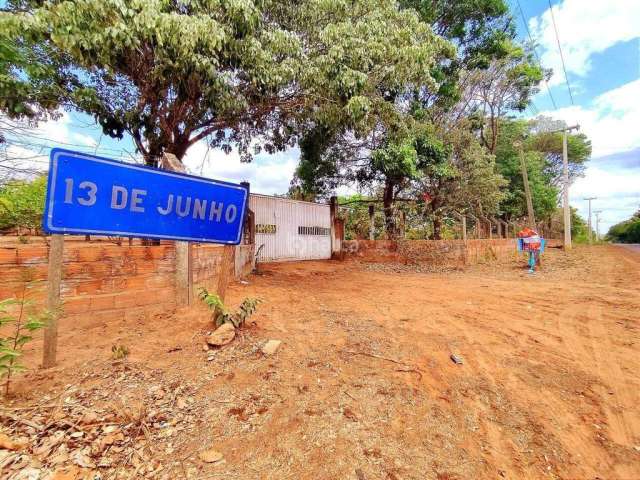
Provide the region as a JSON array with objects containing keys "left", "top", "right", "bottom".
[{"left": 588, "top": 307, "right": 640, "bottom": 454}]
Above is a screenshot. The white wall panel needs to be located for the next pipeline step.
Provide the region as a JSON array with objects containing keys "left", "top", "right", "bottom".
[{"left": 249, "top": 194, "right": 331, "bottom": 262}]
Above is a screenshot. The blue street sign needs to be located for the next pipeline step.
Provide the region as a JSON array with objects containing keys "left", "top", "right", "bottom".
[{"left": 43, "top": 148, "right": 248, "bottom": 244}]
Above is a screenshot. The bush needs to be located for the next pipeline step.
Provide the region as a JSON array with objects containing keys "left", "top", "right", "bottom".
[
  {"left": 0, "top": 278, "right": 49, "bottom": 396},
  {"left": 197, "top": 287, "right": 260, "bottom": 329},
  {"left": 606, "top": 212, "right": 640, "bottom": 243},
  {"left": 0, "top": 175, "right": 47, "bottom": 233}
]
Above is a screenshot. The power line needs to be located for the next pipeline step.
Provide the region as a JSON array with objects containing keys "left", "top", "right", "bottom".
[
  {"left": 514, "top": 0, "right": 558, "bottom": 110},
  {"left": 547, "top": 0, "right": 575, "bottom": 105}
]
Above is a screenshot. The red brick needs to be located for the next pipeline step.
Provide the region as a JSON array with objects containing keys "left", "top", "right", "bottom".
[
  {"left": 0, "top": 248, "right": 18, "bottom": 265},
  {"left": 62, "top": 296, "right": 92, "bottom": 315},
  {"left": 89, "top": 294, "right": 117, "bottom": 311}
]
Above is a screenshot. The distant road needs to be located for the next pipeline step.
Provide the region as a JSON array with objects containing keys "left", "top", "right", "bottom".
[{"left": 615, "top": 244, "right": 640, "bottom": 254}]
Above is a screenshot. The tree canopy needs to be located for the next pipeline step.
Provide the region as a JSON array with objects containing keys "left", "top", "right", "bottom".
[
  {"left": 1, "top": 0, "right": 452, "bottom": 165},
  {"left": 0, "top": 0, "right": 594, "bottom": 241},
  {"left": 0, "top": 175, "right": 46, "bottom": 233},
  {"left": 607, "top": 211, "right": 640, "bottom": 244}
]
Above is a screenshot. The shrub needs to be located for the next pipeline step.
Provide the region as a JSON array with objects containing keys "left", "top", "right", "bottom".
[
  {"left": 0, "top": 281, "right": 49, "bottom": 396},
  {"left": 197, "top": 287, "right": 260, "bottom": 329}
]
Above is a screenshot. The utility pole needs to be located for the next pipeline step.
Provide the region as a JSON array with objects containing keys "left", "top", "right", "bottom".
[
  {"left": 584, "top": 197, "right": 597, "bottom": 244},
  {"left": 561, "top": 125, "right": 580, "bottom": 250},
  {"left": 547, "top": 124, "right": 580, "bottom": 250},
  {"left": 594, "top": 210, "right": 603, "bottom": 241}
]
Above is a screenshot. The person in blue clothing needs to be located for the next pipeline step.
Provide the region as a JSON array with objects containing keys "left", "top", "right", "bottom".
[{"left": 517, "top": 228, "right": 544, "bottom": 273}]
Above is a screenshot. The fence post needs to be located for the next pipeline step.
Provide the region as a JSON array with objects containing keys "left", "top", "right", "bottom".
[
  {"left": 461, "top": 216, "right": 467, "bottom": 242},
  {"left": 159, "top": 153, "right": 192, "bottom": 306},
  {"left": 43, "top": 234, "right": 63, "bottom": 368},
  {"left": 368, "top": 204, "right": 375, "bottom": 240},
  {"left": 490, "top": 218, "right": 501, "bottom": 238},
  {"left": 330, "top": 196, "right": 340, "bottom": 258},
  {"left": 216, "top": 245, "right": 235, "bottom": 306}
]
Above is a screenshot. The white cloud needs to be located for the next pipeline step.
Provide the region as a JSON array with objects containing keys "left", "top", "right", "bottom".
[
  {"left": 549, "top": 79, "right": 640, "bottom": 233},
  {"left": 571, "top": 166, "right": 640, "bottom": 235},
  {"left": 530, "top": 0, "right": 640, "bottom": 86},
  {"left": 539, "top": 79, "right": 640, "bottom": 158},
  {"left": 182, "top": 141, "right": 299, "bottom": 195}
]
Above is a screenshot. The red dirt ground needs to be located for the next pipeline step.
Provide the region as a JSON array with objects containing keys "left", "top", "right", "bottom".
[{"left": 2, "top": 245, "right": 640, "bottom": 479}]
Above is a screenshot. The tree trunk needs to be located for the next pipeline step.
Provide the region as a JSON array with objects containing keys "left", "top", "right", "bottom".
[
  {"left": 382, "top": 179, "right": 396, "bottom": 239},
  {"left": 432, "top": 215, "right": 442, "bottom": 240}
]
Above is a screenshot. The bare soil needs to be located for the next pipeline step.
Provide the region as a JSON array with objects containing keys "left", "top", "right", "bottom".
[{"left": 2, "top": 245, "right": 639, "bottom": 480}]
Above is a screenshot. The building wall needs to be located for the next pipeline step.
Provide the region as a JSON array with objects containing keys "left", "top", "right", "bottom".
[
  {"left": 0, "top": 237, "right": 253, "bottom": 331},
  {"left": 249, "top": 194, "right": 331, "bottom": 262}
]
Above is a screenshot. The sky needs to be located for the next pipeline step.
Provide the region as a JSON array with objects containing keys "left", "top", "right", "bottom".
[{"left": 4, "top": 0, "right": 639, "bottom": 234}]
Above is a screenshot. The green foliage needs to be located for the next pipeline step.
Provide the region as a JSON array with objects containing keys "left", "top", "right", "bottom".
[
  {"left": 570, "top": 208, "right": 596, "bottom": 244},
  {"left": 0, "top": 282, "right": 49, "bottom": 396},
  {"left": 0, "top": 176, "right": 47, "bottom": 233},
  {"left": 1, "top": 0, "right": 452, "bottom": 165},
  {"left": 0, "top": 21, "right": 68, "bottom": 120},
  {"left": 400, "top": 0, "right": 515, "bottom": 107},
  {"left": 606, "top": 211, "right": 640, "bottom": 243},
  {"left": 494, "top": 120, "right": 559, "bottom": 221},
  {"left": 198, "top": 287, "right": 260, "bottom": 329},
  {"left": 528, "top": 116, "right": 592, "bottom": 183},
  {"left": 338, "top": 195, "right": 385, "bottom": 240}
]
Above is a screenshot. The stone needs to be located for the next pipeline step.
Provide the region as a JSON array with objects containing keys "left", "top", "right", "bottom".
[
  {"left": 450, "top": 353, "right": 463, "bottom": 365},
  {"left": 261, "top": 340, "right": 282, "bottom": 355},
  {"left": 198, "top": 449, "right": 223, "bottom": 463},
  {"left": 206, "top": 323, "right": 236, "bottom": 347}
]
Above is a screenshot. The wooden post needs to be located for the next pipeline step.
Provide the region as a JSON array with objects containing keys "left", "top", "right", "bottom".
[
  {"left": 329, "top": 196, "right": 339, "bottom": 257},
  {"left": 368, "top": 204, "right": 375, "bottom": 241},
  {"left": 175, "top": 242, "right": 191, "bottom": 305},
  {"left": 159, "top": 153, "right": 192, "bottom": 306},
  {"left": 216, "top": 245, "right": 235, "bottom": 305},
  {"left": 461, "top": 215, "right": 467, "bottom": 242},
  {"left": 43, "top": 234, "right": 63, "bottom": 368},
  {"left": 490, "top": 218, "right": 501, "bottom": 238}
]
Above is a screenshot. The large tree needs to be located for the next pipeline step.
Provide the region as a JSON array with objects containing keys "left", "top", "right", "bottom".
[
  {"left": 493, "top": 118, "right": 591, "bottom": 223},
  {"left": 528, "top": 116, "right": 592, "bottom": 185},
  {"left": 416, "top": 125, "right": 506, "bottom": 238},
  {"left": 1, "top": 0, "right": 451, "bottom": 166},
  {"left": 293, "top": 0, "right": 539, "bottom": 237}
]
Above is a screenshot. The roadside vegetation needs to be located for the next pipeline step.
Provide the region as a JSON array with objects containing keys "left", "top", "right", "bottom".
[
  {"left": 607, "top": 211, "right": 640, "bottom": 243},
  {"left": 0, "top": 175, "right": 46, "bottom": 234},
  {"left": 0, "top": 0, "right": 592, "bottom": 240}
]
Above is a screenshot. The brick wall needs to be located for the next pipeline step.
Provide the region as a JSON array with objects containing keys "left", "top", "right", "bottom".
[
  {"left": 343, "top": 238, "right": 520, "bottom": 267},
  {"left": 191, "top": 243, "right": 234, "bottom": 299},
  {"left": 0, "top": 237, "right": 254, "bottom": 330}
]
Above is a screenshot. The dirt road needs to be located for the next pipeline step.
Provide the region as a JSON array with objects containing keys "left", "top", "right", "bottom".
[
  {"left": 617, "top": 243, "right": 640, "bottom": 255},
  {"left": 3, "top": 245, "right": 640, "bottom": 479}
]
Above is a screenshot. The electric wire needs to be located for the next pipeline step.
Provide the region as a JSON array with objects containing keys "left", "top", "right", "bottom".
[
  {"left": 514, "top": 0, "right": 559, "bottom": 110},
  {"left": 547, "top": 0, "right": 575, "bottom": 105}
]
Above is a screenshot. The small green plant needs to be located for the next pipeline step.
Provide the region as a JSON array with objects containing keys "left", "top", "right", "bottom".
[
  {"left": 198, "top": 287, "right": 260, "bottom": 328},
  {"left": 0, "top": 282, "right": 49, "bottom": 396},
  {"left": 111, "top": 344, "right": 130, "bottom": 360}
]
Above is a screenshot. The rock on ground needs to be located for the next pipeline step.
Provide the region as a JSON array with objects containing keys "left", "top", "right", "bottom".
[
  {"left": 206, "top": 323, "right": 236, "bottom": 347},
  {"left": 261, "top": 340, "right": 282, "bottom": 355}
]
